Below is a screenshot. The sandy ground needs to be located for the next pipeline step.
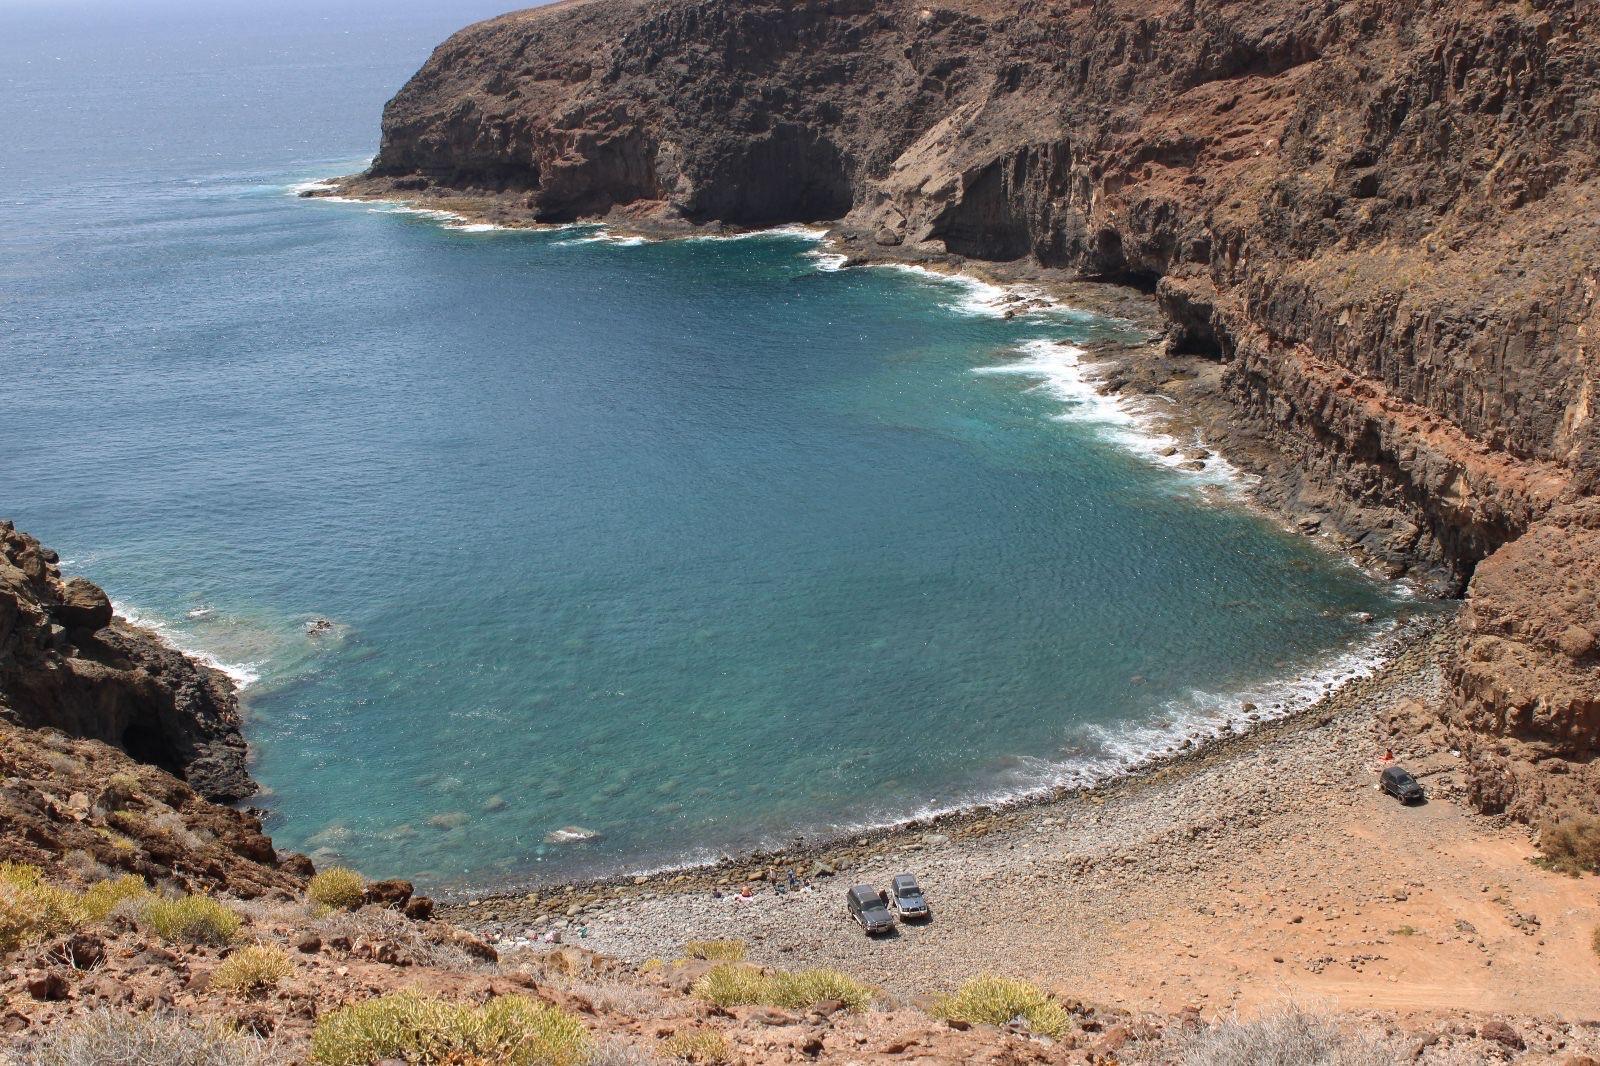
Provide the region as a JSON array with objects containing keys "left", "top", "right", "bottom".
[{"left": 460, "top": 625, "right": 1600, "bottom": 1027}]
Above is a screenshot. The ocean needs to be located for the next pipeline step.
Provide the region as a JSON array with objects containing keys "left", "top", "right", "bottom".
[{"left": 2, "top": 0, "right": 1410, "bottom": 890}]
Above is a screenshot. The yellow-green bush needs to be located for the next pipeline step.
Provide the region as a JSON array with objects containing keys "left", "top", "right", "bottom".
[
  {"left": 307, "top": 867, "right": 366, "bottom": 910},
  {"left": 769, "top": 968, "right": 873, "bottom": 1011},
  {"left": 933, "top": 975, "right": 1072, "bottom": 1038},
  {"left": 212, "top": 944, "right": 294, "bottom": 995},
  {"left": 0, "top": 867, "right": 165, "bottom": 956},
  {"left": 682, "top": 939, "right": 745, "bottom": 962},
  {"left": 690, "top": 964, "right": 872, "bottom": 1012},
  {"left": 309, "top": 992, "right": 589, "bottom": 1066},
  {"left": 690, "top": 964, "right": 772, "bottom": 1008},
  {"left": 0, "top": 864, "right": 82, "bottom": 954},
  {"left": 660, "top": 1029, "right": 732, "bottom": 1064},
  {"left": 140, "top": 894, "right": 241, "bottom": 946},
  {"left": 78, "top": 875, "right": 153, "bottom": 922}
]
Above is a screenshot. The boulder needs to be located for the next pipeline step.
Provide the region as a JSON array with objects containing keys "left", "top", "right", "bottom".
[
  {"left": 364, "top": 878, "right": 415, "bottom": 909},
  {"left": 544, "top": 825, "right": 599, "bottom": 845},
  {"left": 53, "top": 577, "right": 112, "bottom": 632}
]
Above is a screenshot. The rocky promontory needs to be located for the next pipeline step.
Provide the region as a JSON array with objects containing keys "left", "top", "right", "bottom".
[
  {"left": 335, "top": 0, "right": 1599, "bottom": 827},
  {"left": 0, "top": 522, "right": 252, "bottom": 803}
]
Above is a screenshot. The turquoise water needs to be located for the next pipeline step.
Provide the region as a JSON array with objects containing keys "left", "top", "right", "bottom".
[{"left": 2, "top": 1, "right": 1408, "bottom": 889}]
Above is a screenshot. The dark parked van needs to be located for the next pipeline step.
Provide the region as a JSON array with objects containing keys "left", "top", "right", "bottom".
[
  {"left": 845, "top": 884, "right": 895, "bottom": 936},
  {"left": 1380, "top": 764, "right": 1425, "bottom": 803}
]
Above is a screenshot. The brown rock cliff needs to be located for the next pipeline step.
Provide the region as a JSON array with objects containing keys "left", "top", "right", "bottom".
[{"left": 0, "top": 521, "right": 253, "bottom": 803}]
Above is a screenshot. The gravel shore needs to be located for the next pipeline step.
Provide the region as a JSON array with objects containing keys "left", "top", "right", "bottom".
[{"left": 448, "top": 616, "right": 1599, "bottom": 1023}]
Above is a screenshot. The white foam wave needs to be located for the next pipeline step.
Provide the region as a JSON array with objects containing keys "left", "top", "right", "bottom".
[
  {"left": 290, "top": 185, "right": 512, "bottom": 233},
  {"left": 976, "top": 339, "right": 1250, "bottom": 490},
  {"left": 551, "top": 228, "right": 651, "bottom": 247},
  {"left": 680, "top": 223, "right": 830, "bottom": 243},
  {"left": 110, "top": 600, "right": 263, "bottom": 689},
  {"left": 798, "top": 620, "right": 1403, "bottom": 844},
  {"left": 805, "top": 248, "right": 850, "bottom": 272},
  {"left": 876, "top": 262, "right": 1076, "bottom": 320}
]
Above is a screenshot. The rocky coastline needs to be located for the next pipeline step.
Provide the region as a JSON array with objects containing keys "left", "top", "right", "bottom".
[{"left": 0, "top": 521, "right": 254, "bottom": 805}]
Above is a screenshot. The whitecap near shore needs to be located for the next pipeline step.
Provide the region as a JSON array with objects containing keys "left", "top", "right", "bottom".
[
  {"left": 466, "top": 619, "right": 1415, "bottom": 896},
  {"left": 976, "top": 338, "right": 1250, "bottom": 491},
  {"left": 109, "top": 600, "right": 265, "bottom": 689},
  {"left": 872, "top": 261, "right": 1091, "bottom": 321},
  {"left": 766, "top": 619, "right": 1406, "bottom": 851}
]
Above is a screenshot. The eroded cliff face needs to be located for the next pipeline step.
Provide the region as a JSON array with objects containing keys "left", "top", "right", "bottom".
[
  {"left": 344, "top": 0, "right": 1600, "bottom": 822},
  {"left": 0, "top": 521, "right": 253, "bottom": 804}
]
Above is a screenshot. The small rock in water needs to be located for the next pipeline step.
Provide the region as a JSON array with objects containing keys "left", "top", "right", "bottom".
[
  {"left": 427, "top": 812, "right": 469, "bottom": 830},
  {"left": 305, "top": 617, "right": 335, "bottom": 636},
  {"left": 544, "top": 825, "right": 600, "bottom": 845}
]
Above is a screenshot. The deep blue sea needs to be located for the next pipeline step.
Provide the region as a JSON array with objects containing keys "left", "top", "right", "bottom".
[{"left": 2, "top": 0, "right": 1410, "bottom": 890}]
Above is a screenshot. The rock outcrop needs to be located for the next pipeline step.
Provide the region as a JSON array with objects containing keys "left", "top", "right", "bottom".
[
  {"left": 339, "top": 0, "right": 1600, "bottom": 822},
  {"left": 1445, "top": 498, "right": 1600, "bottom": 824},
  {"left": 0, "top": 521, "right": 252, "bottom": 803}
]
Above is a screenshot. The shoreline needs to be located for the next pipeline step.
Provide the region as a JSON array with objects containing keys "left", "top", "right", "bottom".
[
  {"left": 286, "top": 178, "right": 1455, "bottom": 904},
  {"left": 469, "top": 611, "right": 1600, "bottom": 1026},
  {"left": 437, "top": 614, "right": 1446, "bottom": 917}
]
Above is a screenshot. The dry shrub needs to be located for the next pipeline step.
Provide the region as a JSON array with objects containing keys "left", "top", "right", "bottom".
[
  {"left": 312, "top": 905, "right": 480, "bottom": 969},
  {"left": 550, "top": 973, "right": 669, "bottom": 1017},
  {"left": 1537, "top": 814, "right": 1600, "bottom": 875},
  {"left": 0, "top": 864, "right": 87, "bottom": 954},
  {"left": 587, "top": 1037, "right": 666, "bottom": 1065},
  {"left": 100, "top": 772, "right": 141, "bottom": 811},
  {"left": 660, "top": 1030, "right": 732, "bottom": 1064},
  {"left": 140, "top": 895, "right": 241, "bottom": 946},
  {"left": 211, "top": 944, "right": 294, "bottom": 995},
  {"left": 682, "top": 939, "right": 745, "bottom": 962},
  {"left": 933, "top": 975, "right": 1071, "bottom": 1038},
  {"left": 148, "top": 810, "right": 211, "bottom": 850},
  {"left": 60, "top": 849, "right": 116, "bottom": 883},
  {"left": 307, "top": 867, "right": 366, "bottom": 910},
  {"left": 230, "top": 895, "right": 318, "bottom": 929},
  {"left": 1592, "top": 925, "right": 1600, "bottom": 960},
  {"left": 18, "top": 1007, "right": 279, "bottom": 1066},
  {"left": 309, "top": 992, "right": 589, "bottom": 1066},
  {"left": 1172, "top": 1004, "right": 1404, "bottom": 1065},
  {"left": 691, "top": 964, "right": 872, "bottom": 1012}
]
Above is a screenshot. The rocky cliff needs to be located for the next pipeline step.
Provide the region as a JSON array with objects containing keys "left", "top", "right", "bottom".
[
  {"left": 0, "top": 521, "right": 253, "bottom": 804},
  {"left": 0, "top": 522, "right": 307, "bottom": 897},
  {"left": 339, "top": 0, "right": 1599, "bottom": 825}
]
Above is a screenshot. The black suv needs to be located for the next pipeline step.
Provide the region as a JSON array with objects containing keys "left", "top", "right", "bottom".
[
  {"left": 845, "top": 884, "right": 895, "bottom": 936},
  {"left": 1380, "top": 764, "right": 1425, "bottom": 803}
]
